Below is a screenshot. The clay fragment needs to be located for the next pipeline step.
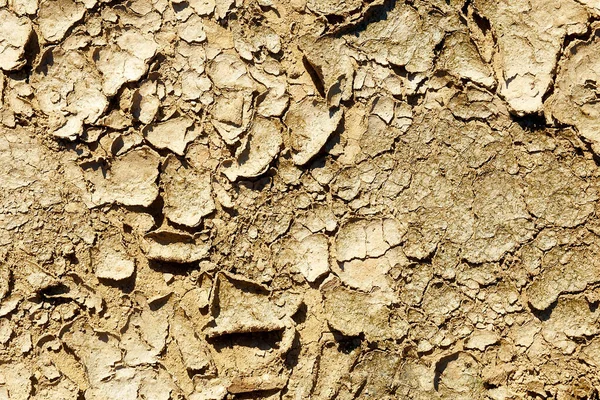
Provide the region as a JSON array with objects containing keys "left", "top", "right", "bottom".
[
  {"left": 38, "top": 0, "right": 86, "bottom": 43},
  {"left": 143, "top": 116, "right": 195, "bottom": 156},
  {"left": 171, "top": 311, "right": 215, "bottom": 375},
  {"left": 0, "top": 10, "right": 32, "bottom": 71},
  {"left": 205, "top": 273, "right": 289, "bottom": 337},
  {"left": 545, "top": 35, "right": 600, "bottom": 150},
  {"left": 206, "top": 53, "right": 255, "bottom": 90},
  {"left": 474, "top": 0, "right": 588, "bottom": 114},
  {"left": 142, "top": 228, "right": 211, "bottom": 263},
  {"left": 284, "top": 98, "right": 343, "bottom": 166},
  {"left": 323, "top": 279, "right": 408, "bottom": 341},
  {"left": 95, "top": 30, "right": 158, "bottom": 96},
  {"left": 81, "top": 146, "right": 160, "bottom": 207},
  {"left": 94, "top": 249, "right": 135, "bottom": 281},
  {"left": 222, "top": 117, "right": 283, "bottom": 180},
  {"left": 291, "top": 233, "right": 330, "bottom": 282},
  {"left": 161, "top": 154, "right": 215, "bottom": 227}
]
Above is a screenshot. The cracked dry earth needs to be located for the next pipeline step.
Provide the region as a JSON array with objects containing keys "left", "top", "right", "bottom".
[{"left": 5, "top": 0, "right": 600, "bottom": 400}]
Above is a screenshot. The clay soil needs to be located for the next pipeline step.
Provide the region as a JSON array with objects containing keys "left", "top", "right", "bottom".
[{"left": 1, "top": 0, "right": 600, "bottom": 399}]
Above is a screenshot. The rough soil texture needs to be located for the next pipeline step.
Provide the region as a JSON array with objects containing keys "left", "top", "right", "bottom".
[{"left": 3, "top": 0, "right": 600, "bottom": 399}]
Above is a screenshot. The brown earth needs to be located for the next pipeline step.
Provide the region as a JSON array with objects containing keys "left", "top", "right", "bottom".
[{"left": 1, "top": 0, "right": 600, "bottom": 399}]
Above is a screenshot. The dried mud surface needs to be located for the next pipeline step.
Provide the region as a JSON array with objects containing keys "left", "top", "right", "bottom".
[{"left": 2, "top": 0, "right": 600, "bottom": 399}]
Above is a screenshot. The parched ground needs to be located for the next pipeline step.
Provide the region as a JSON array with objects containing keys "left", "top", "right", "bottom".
[{"left": 1, "top": 0, "right": 600, "bottom": 399}]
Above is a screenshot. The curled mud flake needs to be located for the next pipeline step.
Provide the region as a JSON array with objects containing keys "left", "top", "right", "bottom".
[
  {"left": 205, "top": 273, "right": 289, "bottom": 337},
  {"left": 345, "top": 1, "right": 451, "bottom": 74},
  {"left": 370, "top": 96, "right": 395, "bottom": 124},
  {"left": 206, "top": 52, "right": 255, "bottom": 90},
  {"left": 143, "top": 116, "right": 195, "bottom": 155},
  {"left": 0, "top": 296, "right": 21, "bottom": 317},
  {"left": 222, "top": 116, "right": 283, "bottom": 181},
  {"left": 94, "top": 248, "right": 135, "bottom": 281},
  {"left": 142, "top": 228, "right": 211, "bottom": 263},
  {"left": 95, "top": 47, "right": 148, "bottom": 96},
  {"left": 132, "top": 94, "right": 160, "bottom": 125},
  {"left": 544, "top": 297, "right": 600, "bottom": 338},
  {"left": 57, "top": 89, "right": 108, "bottom": 139},
  {"left": 291, "top": 233, "right": 330, "bottom": 283},
  {"left": 33, "top": 49, "right": 108, "bottom": 139},
  {"left": 82, "top": 146, "right": 160, "bottom": 207},
  {"left": 121, "top": 306, "right": 169, "bottom": 367},
  {"left": 0, "top": 10, "right": 32, "bottom": 71},
  {"left": 171, "top": 310, "right": 215, "bottom": 376},
  {"left": 0, "top": 362, "right": 31, "bottom": 400},
  {"left": 474, "top": 0, "right": 588, "bottom": 115},
  {"left": 214, "top": 0, "right": 234, "bottom": 19},
  {"left": 283, "top": 97, "right": 343, "bottom": 166},
  {"left": 162, "top": 154, "right": 215, "bottom": 227},
  {"left": 437, "top": 32, "right": 495, "bottom": 88},
  {"left": 26, "top": 269, "right": 57, "bottom": 293},
  {"left": 38, "top": 0, "right": 86, "bottom": 43},
  {"left": 95, "top": 31, "right": 158, "bottom": 96},
  {"left": 52, "top": 115, "right": 83, "bottom": 140},
  {"left": 524, "top": 163, "right": 597, "bottom": 228},
  {"left": 322, "top": 278, "right": 408, "bottom": 342},
  {"left": 10, "top": 0, "right": 39, "bottom": 16},
  {"left": 227, "top": 375, "right": 288, "bottom": 394},
  {"left": 526, "top": 246, "right": 600, "bottom": 311},
  {"left": 116, "top": 29, "right": 158, "bottom": 61},
  {"left": 178, "top": 14, "right": 207, "bottom": 44},
  {"left": 335, "top": 218, "right": 405, "bottom": 262},
  {"left": 462, "top": 171, "right": 534, "bottom": 264},
  {"left": 100, "top": 131, "right": 143, "bottom": 157},
  {"left": 435, "top": 352, "right": 483, "bottom": 396},
  {"left": 545, "top": 36, "right": 600, "bottom": 149},
  {"left": 256, "top": 83, "right": 289, "bottom": 118},
  {"left": 180, "top": 283, "right": 212, "bottom": 317},
  {"left": 299, "top": 36, "right": 355, "bottom": 106},
  {"left": 67, "top": 86, "right": 109, "bottom": 122},
  {"left": 465, "top": 329, "right": 499, "bottom": 351},
  {"left": 188, "top": 0, "right": 216, "bottom": 16},
  {"left": 250, "top": 68, "right": 289, "bottom": 118},
  {"left": 210, "top": 90, "right": 253, "bottom": 144},
  {"left": 4, "top": 0, "right": 600, "bottom": 395},
  {"left": 181, "top": 70, "right": 212, "bottom": 101},
  {"left": 305, "top": 0, "right": 362, "bottom": 15}
]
